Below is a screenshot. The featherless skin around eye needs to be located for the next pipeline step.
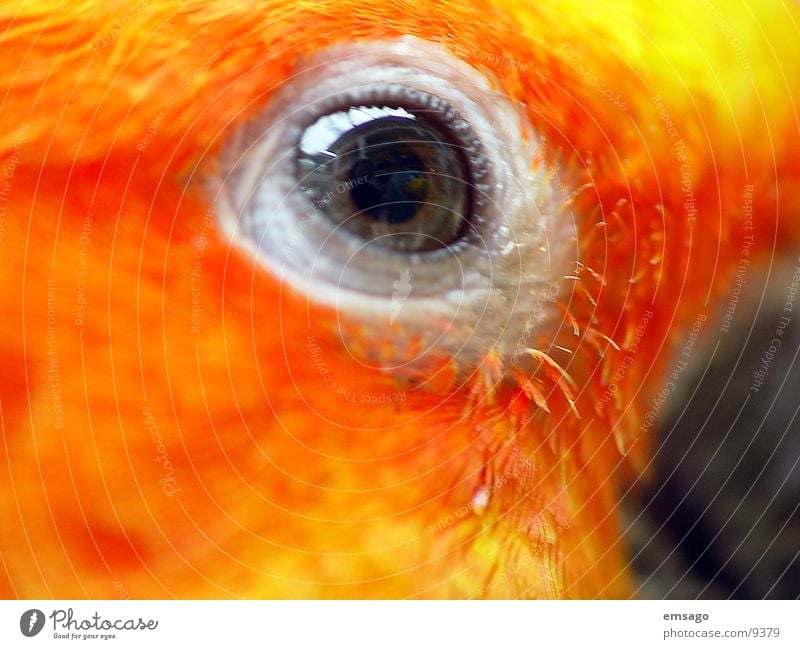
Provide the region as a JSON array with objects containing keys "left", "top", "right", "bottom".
[{"left": 214, "top": 37, "right": 575, "bottom": 371}]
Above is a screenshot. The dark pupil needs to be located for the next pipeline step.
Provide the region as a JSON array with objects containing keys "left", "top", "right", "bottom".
[
  {"left": 348, "top": 148, "right": 427, "bottom": 224},
  {"left": 297, "top": 105, "right": 470, "bottom": 252}
]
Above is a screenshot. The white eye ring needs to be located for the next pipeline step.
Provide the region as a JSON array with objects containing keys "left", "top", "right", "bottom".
[{"left": 212, "top": 37, "right": 576, "bottom": 369}]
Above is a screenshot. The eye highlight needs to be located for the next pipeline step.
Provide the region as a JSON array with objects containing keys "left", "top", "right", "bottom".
[{"left": 297, "top": 96, "right": 477, "bottom": 253}]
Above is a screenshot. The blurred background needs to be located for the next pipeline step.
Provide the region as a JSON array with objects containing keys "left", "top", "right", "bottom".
[{"left": 625, "top": 260, "right": 800, "bottom": 598}]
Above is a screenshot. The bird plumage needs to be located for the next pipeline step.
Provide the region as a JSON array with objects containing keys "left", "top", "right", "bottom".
[{"left": 0, "top": 0, "right": 798, "bottom": 598}]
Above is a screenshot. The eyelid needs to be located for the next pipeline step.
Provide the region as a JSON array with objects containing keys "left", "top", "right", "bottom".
[{"left": 212, "top": 37, "right": 576, "bottom": 370}]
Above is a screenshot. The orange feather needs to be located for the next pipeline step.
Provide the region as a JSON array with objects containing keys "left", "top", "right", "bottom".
[{"left": 0, "top": 0, "right": 798, "bottom": 598}]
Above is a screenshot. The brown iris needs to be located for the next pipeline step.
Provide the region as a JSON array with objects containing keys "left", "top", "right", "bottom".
[{"left": 297, "top": 104, "right": 472, "bottom": 253}]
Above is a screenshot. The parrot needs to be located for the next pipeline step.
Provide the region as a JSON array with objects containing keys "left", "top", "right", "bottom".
[{"left": 0, "top": 0, "right": 798, "bottom": 599}]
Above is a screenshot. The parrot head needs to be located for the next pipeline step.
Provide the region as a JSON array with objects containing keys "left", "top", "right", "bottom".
[{"left": 0, "top": 0, "right": 798, "bottom": 598}]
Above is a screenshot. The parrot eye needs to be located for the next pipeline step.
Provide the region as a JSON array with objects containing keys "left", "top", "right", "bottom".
[
  {"left": 215, "top": 37, "right": 572, "bottom": 359},
  {"left": 296, "top": 91, "right": 487, "bottom": 253}
]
